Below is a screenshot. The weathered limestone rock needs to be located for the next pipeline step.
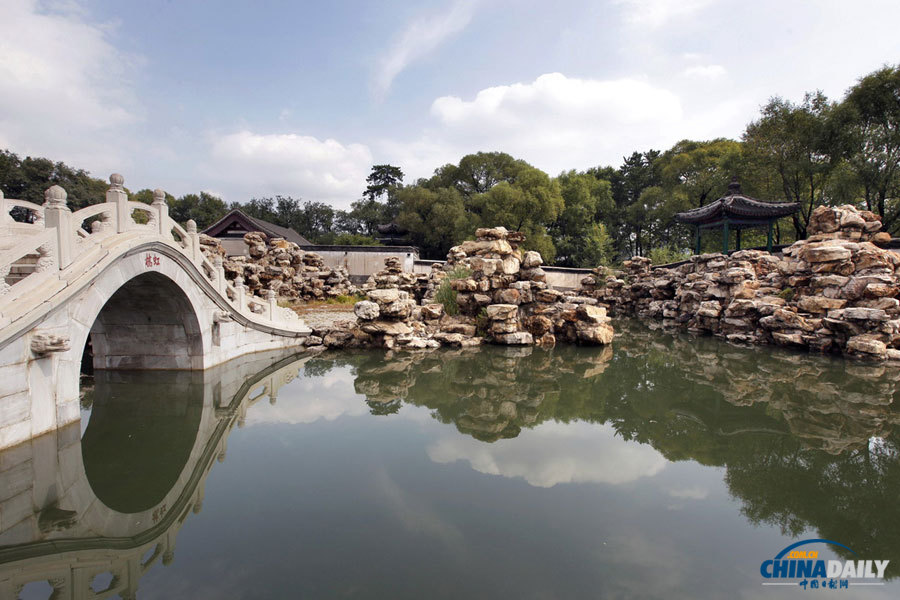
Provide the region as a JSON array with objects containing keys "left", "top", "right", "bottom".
[
  {"left": 354, "top": 300, "right": 380, "bottom": 321},
  {"left": 201, "top": 233, "right": 358, "bottom": 301},
  {"left": 576, "top": 203, "right": 899, "bottom": 361},
  {"left": 343, "top": 226, "right": 615, "bottom": 350},
  {"left": 421, "top": 304, "right": 444, "bottom": 320}
]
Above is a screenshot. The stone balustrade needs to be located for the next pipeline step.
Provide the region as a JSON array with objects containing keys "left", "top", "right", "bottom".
[{"left": 0, "top": 174, "right": 305, "bottom": 333}]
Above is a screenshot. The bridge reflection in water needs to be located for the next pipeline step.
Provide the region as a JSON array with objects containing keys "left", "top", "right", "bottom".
[
  {"left": 0, "top": 348, "right": 314, "bottom": 600},
  {"left": 2, "top": 321, "right": 900, "bottom": 596}
]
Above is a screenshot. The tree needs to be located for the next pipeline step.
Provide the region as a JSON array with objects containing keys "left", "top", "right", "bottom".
[
  {"left": 469, "top": 164, "right": 564, "bottom": 260},
  {"left": 395, "top": 185, "right": 479, "bottom": 259},
  {"left": 743, "top": 93, "right": 838, "bottom": 239},
  {"left": 169, "top": 192, "right": 227, "bottom": 228},
  {"left": 364, "top": 164, "right": 404, "bottom": 202},
  {"left": 0, "top": 149, "right": 108, "bottom": 210},
  {"left": 344, "top": 197, "right": 390, "bottom": 237},
  {"left": 363, "top": 164, "right": 405, "bottom": 220},
  {"left": 657, "top": 139, "right": 744, "bottom": 208},
  {"left": 428, "top": 152, "right": 527, "bottom": 196},
  {"left": 551, "top": 170, "right": 615, "bottom": 267},
  {"left": 837, "top": 65, "right": 900, "bottom": 232},
  {"left": 616, "top": 150, "right": 661, "bottom": 256}
]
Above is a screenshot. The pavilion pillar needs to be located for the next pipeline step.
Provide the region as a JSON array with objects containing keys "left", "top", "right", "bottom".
[
  {"left": 766, "top": 220, "right": 774, "bottom": 253},
  {"left": 736, "top": 228, "right": 742, "bottom": 251},
  {"left": 694, "top": 226, "right": 701, "bottom": 255},
  {"left": 722, "top": 219, "right": 729, "bottom": 254}
]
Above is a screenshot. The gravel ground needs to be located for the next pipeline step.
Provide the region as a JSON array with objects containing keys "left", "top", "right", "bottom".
[{"left": 291, "top": 305, "right": 357, "bottom": 330}]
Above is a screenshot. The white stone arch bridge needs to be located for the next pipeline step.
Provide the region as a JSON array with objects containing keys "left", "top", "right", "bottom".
[
  {"left": 0, "top": 348, "right": 311, "bottom": 600},
  {"left": 0, "top": 174, "right": 311, "bottom": 450}
]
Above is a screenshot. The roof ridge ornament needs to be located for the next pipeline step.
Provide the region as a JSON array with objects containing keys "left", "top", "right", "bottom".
[{"left": 727, "top": 175, "right": 742, "bottom": 196}]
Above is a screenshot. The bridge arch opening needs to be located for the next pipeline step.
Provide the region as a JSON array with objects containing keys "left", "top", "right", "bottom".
[
  {"left": 81, "top": 370, "right": 203, "bottom": 514},
  {"left": 87, "top": 271, "right": 204, "bottom": 371}
]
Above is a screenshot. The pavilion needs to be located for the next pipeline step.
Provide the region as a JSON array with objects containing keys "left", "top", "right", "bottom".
[{"left": 675, "top": 178, "right": 799, "bottom": 254}]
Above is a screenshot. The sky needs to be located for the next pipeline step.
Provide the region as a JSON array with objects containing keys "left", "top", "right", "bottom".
[{"left": 1, "top": 0, "right": 899, "bottom": 209}]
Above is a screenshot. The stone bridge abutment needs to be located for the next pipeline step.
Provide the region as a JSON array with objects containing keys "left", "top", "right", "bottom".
[{"left": 0, "top": 174, "right": 312, "bottom": 450}]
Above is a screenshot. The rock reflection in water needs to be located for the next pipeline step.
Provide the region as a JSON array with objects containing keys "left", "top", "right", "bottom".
[{"left": 342, "top": 322, "right": 900, "bottom": 577}]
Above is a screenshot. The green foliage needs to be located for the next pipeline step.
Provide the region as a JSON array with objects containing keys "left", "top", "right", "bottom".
[
  {"left": 4, "top": 62, "right": 900, "bottom": 259},
  {"left": 0, "top": 149, "right": 107, "bottom": 210},
  {"left": 364, "top": 164, "right": 404, "bottom": 203},
  {"left": 550, "top": 171, "right": 615, "bottom": 266},
  {"left": 475, "top": 308, "right": 490, "bottom": 337},
  {"left": 446, "top": 265, "right": 472, "bottom": 280},
  {"left": 434, "top": 280, "right": 458, "bottom": 316},
  {"left": 837, "top": 65, "right": 900, "bottom": 231},
  {"left": 778, "top": 287, "right": 795, "bottom": 301},
  {"left": 169, "top": 191, "right": 227, "bottom": 229},
  {"left": 326, "top": 294, "right": 366, "bottom": 305},
  {"left": 434, "top": 266, "right": 471, "bottom": 317},
  {"left": 331, "top": 233, "right": 380, "bottom": 246},
  {"left": 743, "top": 92, "right": 837, "bottom": 239},
  {"left": 649, "top": 246, "right": 689, "bottom": 266}
]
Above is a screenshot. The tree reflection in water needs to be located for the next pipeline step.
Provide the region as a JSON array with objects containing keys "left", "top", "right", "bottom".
[{"left": 326, "top": 319, "right": 900, "bottom": 577}]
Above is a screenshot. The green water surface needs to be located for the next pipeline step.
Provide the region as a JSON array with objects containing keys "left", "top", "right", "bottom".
[{"left": 3, "top": 321, "right": 900, "bottom": 599}]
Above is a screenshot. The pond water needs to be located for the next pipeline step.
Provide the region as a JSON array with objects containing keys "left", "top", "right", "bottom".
[{"left": 2, "top": 321, "right": 900, "bottom": 599}]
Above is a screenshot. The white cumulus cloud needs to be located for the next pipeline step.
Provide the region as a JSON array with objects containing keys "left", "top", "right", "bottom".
[
  {"left": 373, "top": 0, "right": 478, "bottom": 100},
  {"left": 207, "top": 130, "right": 373, "bottom": 207},
  {"left": 244, "top": 370, "right": 370, "bottom": 425},
  {"left": 683, "top": 64, "right": 727, "bottom": 80},
  {"left": 0, "top": 0, "right": 139, "bottom": 174},
  {"left": 427, "top": 421, "right": 667, "bottom": 488},
  {"left": 392, "top": 72, "right": 686, "bottom": 178},
  {"left": 615, "top": 0, "right": 714, "bottom": 28}
]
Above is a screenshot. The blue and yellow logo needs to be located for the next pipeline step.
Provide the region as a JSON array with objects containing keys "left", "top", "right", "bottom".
[{"left": 760, "top": 539, "right": 889, "bottom": 590}]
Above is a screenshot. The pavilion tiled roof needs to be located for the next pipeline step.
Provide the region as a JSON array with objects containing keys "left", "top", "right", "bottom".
[
  {"left": 675, "top": 180, "right": 799, "bottom": 226},
  {"left": 202, "top": 209, "right": 313, "bottom": 246}
]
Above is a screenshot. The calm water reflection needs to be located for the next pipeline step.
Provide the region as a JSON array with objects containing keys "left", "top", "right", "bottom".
[{"left": 2, "top": 321, "right": 900, "bottom": 599}]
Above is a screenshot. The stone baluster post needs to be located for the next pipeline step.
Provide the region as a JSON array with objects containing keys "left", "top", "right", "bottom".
[
  {"left": 269, "top": 375, "right": 278, "bottom": 405},
  {"left": 186, "top": 220, "right": 201, "bottom": 263},
  {"left": 107, "top": 173, "right": 130, "bottom": 233},
  {"left": 213, "top": 257, "right": 225, "bottom": 293},
  {"left": 0, "top": 189, "right": 9, "bottom": 225},
  {"left": 123, "top": 556, "right": 140, "bottom": 600},
  {"left": 43, "top": 185, "right": 72, "bottom": 270},
  {"left": 234, "top": 275, "right": 246, "bottom": 311},
  {"left": 266, "top": 289, "right": 276, "bottom": 321},
  {"left": 152, "top": 188, "right": 170, "bottom": 238}
]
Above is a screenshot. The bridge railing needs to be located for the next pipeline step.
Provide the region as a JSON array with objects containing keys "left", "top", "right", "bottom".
[{"left": 0, "top": 174, "right": 305, "bottom": 332}]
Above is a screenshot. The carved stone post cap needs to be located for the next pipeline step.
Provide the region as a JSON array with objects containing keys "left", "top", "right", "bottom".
[
  {"left": 152, "top": 188, "right": 166, "bottom": 205},
  {"left": 44, "top": 185, "right": 68, "bottom": 206},
  {"left": 186, "top": 219, "right": 197, "bottom": 233},
  {"left": 109, "top": 173, "right": 125, "bottom": 188},
  {"left": 213, "top": 256, "right": 223, "bottom": 267},
  {"left": 266, "top": 289, "right": 276, "bottom": 300},
  {"left": 0, "top": 189, "right": 4, "bottom": 199},
  {"left": 234, "top": 275, "right": 244, "bottom": 287}
]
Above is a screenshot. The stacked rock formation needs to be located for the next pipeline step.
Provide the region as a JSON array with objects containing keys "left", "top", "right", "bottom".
[
  {"left": 342, "top": 226, "right": 613, "bottom": 349},
  {"left": 200, "top": 232, "right": 358, "bottom": 300},
  {"left": 362, "top": 256, "right": 425, "bottom": 299},
  {"left": 352, "top": 288, "right": 437, "bottom": 350},
  {"left": 438, "top": 227, "right": 613, "bottom": 346},
  {"left": 581, "top": 204, "right": 900, "bottom": 361}
]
